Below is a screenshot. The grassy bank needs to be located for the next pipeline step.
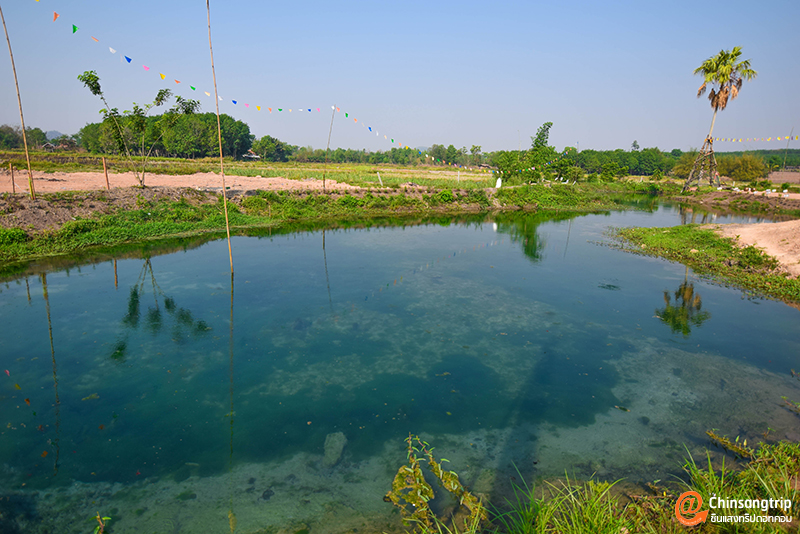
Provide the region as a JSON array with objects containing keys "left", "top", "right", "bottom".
[
  {"left": 615, "top": 224, "right": 800, "bottom": 302},
  {"left": 392, "top": 433, "right": 800, "bottom": 534},
  {"left": 0, "top": 184, "right": 634, "bottom": 268}
]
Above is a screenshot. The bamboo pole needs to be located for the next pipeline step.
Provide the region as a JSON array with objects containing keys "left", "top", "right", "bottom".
[
  {"left": 9, "top": 162, "right": 14, "bottom": 193},
  {"left": 102, "top": 156, "right": 110, "bottom": 190},
  {"left": 206, "top": 0, "right": 233, "bottom": 278},
  {"left": 323, "top": 106, "right": 336, "bottom": 193},
  {"left": 0, "top": 4, "right": 35, "bottom": 200},
  {"left": 41, "top": 273, "right": 60, "bottom": 474}
]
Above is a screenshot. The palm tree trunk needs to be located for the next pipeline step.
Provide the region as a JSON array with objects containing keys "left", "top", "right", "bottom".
[
  {"left": 0, "top": 4, "right": 36, "bottom": 200},
  {"left": 707, "top": 108, "right": 719, "bottom": 139}
]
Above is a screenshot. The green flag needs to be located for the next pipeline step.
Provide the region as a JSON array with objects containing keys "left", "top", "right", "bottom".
[{"left": 72, "top": 25, "right": 78, "bottom": 33}]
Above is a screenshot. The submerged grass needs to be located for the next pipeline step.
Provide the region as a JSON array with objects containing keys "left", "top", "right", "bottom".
[{"left": 615, "top": 224, "right": 800, "bottom": 303}]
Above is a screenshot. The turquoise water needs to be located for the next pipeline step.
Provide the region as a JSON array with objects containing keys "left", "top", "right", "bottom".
[{"left": 1, "top": 203, "right": 798, "bottom": 533}]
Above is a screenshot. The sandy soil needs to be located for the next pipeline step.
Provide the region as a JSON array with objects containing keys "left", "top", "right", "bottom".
[
  {"left": 715, "top": 219, "right": 800, "bottom": 278},
  {"left": 0, "top": 170, "right": 360, "bottom": 194}
]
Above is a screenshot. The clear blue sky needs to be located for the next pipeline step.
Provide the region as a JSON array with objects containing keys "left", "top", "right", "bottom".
[{"left": 1, "top": 0, "right": 798, "bottom": 153}]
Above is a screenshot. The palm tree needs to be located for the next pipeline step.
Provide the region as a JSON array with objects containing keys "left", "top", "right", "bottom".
[
  {"left": 695, "top": 46, "right": 757, "bottom": 139},
  {"left": 682, "top": 47, "right": 757, "bottom": 191}
]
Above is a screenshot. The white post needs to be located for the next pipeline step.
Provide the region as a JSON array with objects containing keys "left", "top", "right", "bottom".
[{"left": 377, "top": 172, "right": 383, "bottom": 187}]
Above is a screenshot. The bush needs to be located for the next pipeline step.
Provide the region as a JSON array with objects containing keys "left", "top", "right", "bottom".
[
  {"left": 0, "top": 227, "right": 27, "bottom": 245},
  {"left": 59, "top": 218, "right": 99, "bottom": 237}
]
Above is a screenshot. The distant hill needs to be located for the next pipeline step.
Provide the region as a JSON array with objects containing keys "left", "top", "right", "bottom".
[{"left": 46, "top": 130, "right": 64, "bottom": 141}]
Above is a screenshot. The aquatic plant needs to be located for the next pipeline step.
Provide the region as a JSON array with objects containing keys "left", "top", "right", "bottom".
[
  {"left": 706, "top": 429, "right": 754, "bottom": 459},
  {"left": 90, "top": 512, "right": 111, "bottom": 534},
  {"left": 385, "top": 435, "right": 487, "bottom": 532}
]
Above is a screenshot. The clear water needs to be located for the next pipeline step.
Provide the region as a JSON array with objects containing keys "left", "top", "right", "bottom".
[{"left": 1, "top": 203, "right": 798, "bottom": 533}]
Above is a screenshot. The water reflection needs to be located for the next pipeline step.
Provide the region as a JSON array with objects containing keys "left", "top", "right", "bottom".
[
  {"left": 655, "top": 270, "right": 711, "bottom": 336},
  {"left": 111, "top": 258, "right": 211, "bottom": 363}
]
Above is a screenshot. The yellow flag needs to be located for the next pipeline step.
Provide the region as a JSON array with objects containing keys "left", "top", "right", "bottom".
[
  {"left": 205, "top": 91, "right": 210, "bottom": 96},
  {"left": 256, "top": 106, "right": 261, "bottom": 111},
  {"left": 160, "top": 73, "right": 165, "bottom": 80}
]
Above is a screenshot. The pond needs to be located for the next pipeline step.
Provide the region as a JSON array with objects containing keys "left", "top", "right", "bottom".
[{"left": 1, "top": 202, "right": 798, "bottom": 533}]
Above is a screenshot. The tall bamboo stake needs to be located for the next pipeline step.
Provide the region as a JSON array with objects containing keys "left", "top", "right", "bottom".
[
  {"left": 206, "top": 0, "right": 233, "bottom": 278},
  {"left": 0, "top": 4, "right": 35, "bottom": 200},
  {"left": 323, "top": 106, "right": 336, "bottom": 193},
  {"left": 9, "top": 162, "right": 14, "bottom": 193}
]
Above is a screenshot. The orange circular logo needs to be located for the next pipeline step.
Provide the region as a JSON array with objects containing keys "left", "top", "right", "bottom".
[{"left": 675, "top": 491, "right": 709, "bottom": 526}]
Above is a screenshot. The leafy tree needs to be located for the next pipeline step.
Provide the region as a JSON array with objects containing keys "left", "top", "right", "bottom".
[
  {"left": 694, "top": 46, "right": 757, "bottom": 139},
  {"left": 78, "top": 70, "right": 199, "bottom": 186},
  {"left": 445, "top": 144, "right": 459, "bottom": 164},
  {"left": 470, "top": 145, "right": 482, "bottom": 165},
  {"left": 531, "top": 122, "right": 553, "bottom": 149},
  {"left": 631, "top": 140, "right": 640, "bottom": 151},
  {"left": 717, "top": 153, "right": 767, "bottom": 182},
  {"left": 252, "top": 134, "right": 294, "bottom": 162}
]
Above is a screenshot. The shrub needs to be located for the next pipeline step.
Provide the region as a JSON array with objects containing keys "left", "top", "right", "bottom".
[{"left": 0, "top": 227, "right": 27, "bottom": 246}]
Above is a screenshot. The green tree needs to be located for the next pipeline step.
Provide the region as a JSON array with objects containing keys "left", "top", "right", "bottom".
[
  {"left": 694, "top": 46, "right": 757, "bottom": 139},
  {"left": 445, "top": 144, "right": 459, "bottom": 164},
  {"left": 631, "top": 140, "right": 640, "bottom": 151},
  {"left": 78, "top": 70, "right": 199, "bottom": 186},
  {"left": 531, "top": 121, "right": 553, "bottom": 149},
  {"left": 470, "top": 145, "right": 482, "bottom": 166}
]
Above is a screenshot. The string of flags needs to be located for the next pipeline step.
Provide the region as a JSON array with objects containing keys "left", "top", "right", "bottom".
[
  {"left": 493, "top": 148, "right": 576, "bottom": 175},
  {"left": 33, "top": 0, "right": 412, "bottom": 150},
  {"left": 715, "top": 136, "right": 798, "bottom": 142}
]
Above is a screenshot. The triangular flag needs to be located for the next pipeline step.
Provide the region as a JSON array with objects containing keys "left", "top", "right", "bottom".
[
  {"left": 232, "top": 100, "right": 237, "bottom": 105},
  {"left": 91, "top": 36, "right": 99, "bottom": 42},
  {"left": 190, "top": 86, "right": 196, "bottom": 91},
  {"left": 124, "top": 56, "right": 131, "bottom": 63},
  {"left": 317, "top": 108, "right": 320, "bottom": 112},
  {"left": 368, "top": 127, "right": 372, "bottom": 132},
  {"left": 245, "top": 104, "right": 249, "bottom": 108},
  {"left": 53, "top": 12, "right": 60, "bottom": 22},
  {"left": 204, "top": 91, "right": 211, "bottom": 96},
  {"left": 72, "top": 25, "right": 78, "bottom": 33},
  {"left": 289, "top": 109, "right": 292, "bottom": 112},
  {"left": 278, "top": 108, "right": 282, "bottom": 112},
  {"left": 174, "top": 80, "right": 180, "bottom": 84},
  {"left": 109, "top": 47, "right": 116, "bottom": 54},
  {"left": 143, "top": 65, "right": 150, "bottom": 71},
  {"left": 345, "top": 113, "right": 348, "bottom": 117},
  {"left": 160, "top": 73, "right": 166, "bottom": 80},
  {"left": 308, "top": 108, "right": 311, "bottom": 112},
  {"left": 336, "top": 107, "right": 340, "bottom": 112},
  {"left": 354, "top": 118, "right": 357, "bottom": 123},
  {"left": 268, "top": 108, "right": 272, "bottom": 112},
  {"left": 256, "top": 106, "right": 261, "bottom": 111},
  {"left": 218, "top": 96, "right": 223, "bottom": 100}
]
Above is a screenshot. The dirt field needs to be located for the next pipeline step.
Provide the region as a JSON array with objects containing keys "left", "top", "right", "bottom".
[
  {"left": 715, "top": 220, "right": 800, "bottom": 278},
  {"left": 0, "top": 170, "right": 360, "bottom": 194}
]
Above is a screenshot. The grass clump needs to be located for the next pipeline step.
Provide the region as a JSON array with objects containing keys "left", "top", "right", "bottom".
[{"left": 615, "top": 224, "right": 800, "bottom": 303}]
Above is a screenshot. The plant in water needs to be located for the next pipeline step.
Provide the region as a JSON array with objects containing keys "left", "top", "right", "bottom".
[
  {"left": 385, "top": 435, "right": 487, "bottom": 533},
  {"left": 91, "top": 512, "right": 111, "bottom": 534},
  {"left": 77, "top": 70, "right": 200, "bottom": 187}
]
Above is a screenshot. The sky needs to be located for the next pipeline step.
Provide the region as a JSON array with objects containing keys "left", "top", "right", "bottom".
[{"left": 1, "top": 0, "right": 799, "bottom": 154}]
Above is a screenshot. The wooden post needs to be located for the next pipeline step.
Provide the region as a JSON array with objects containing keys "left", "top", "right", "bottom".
[
  {"left": 102, "top": 157, "right": 110, "bottom": 190},
  {"left": 9, "top": 163, "right": 14, "bottom": 193}
]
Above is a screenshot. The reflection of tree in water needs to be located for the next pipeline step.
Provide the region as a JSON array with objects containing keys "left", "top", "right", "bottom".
[
  {"left": 111, "top": 258, "right": 211, "bottom": 362},
  {"left": 494, "top": 211, "right": 581, "bottom": 263},
  {"left": 655, "top": 278, "right": 711, "bottom": 337}
]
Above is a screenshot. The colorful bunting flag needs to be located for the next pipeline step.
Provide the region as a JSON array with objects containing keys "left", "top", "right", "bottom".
[
  {"left": 143, "top": 65, "right": 150, "bottom": 71},
  {"left": 232, "top": 100, "right": 237, "bottom": 105},
  {"left": 174, "top": 79, "right": 180, "bottom": 84},
  {"left": 160, "top": 73, "right": 166, "bottom": 80},
  {"left": 124, "top": 56, "right": 131, "bottom": 63},
  {"left": 91, "top": 36, "right": 99, "bottom": 42},
  {"left": 204, "top": 91, "right": 211, "bottom": 96},
  {"left": 72, "top": 25, "right": 78, "bottom": 33},
  {"left": 109, "top": 47, "right": 116, "bottom": 54},
  {"left": 53, "top": 12, "right": 59, "bottom": 22}
]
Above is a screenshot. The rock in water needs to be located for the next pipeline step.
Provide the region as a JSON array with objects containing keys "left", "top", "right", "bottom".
[{"left": 323, "top": 432, "right": 347, "bottom": 468}]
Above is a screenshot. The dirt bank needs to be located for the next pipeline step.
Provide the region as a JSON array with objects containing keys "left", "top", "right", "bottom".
[
  {"left": 0, "top": 170, "right": 360, "bottom": 195},
  {"left": 714, "top": 219, "right": 800, "bottom": 279}
]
